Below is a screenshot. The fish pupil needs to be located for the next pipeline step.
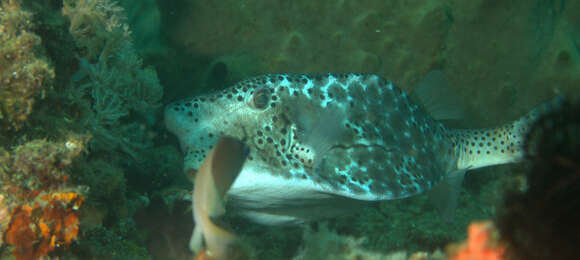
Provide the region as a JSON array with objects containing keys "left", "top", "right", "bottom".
[{"left": 252, "top": 88, "right": 270, "bottom": 109}]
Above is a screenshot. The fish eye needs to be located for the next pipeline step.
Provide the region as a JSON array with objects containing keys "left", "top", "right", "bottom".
[{"left": 251, "top": 87, "right": 270, "bottom": 110}]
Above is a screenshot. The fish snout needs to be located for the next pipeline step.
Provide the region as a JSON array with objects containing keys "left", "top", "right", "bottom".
[
  {"left": 164, "top": 101, "right": 188, "bottom": 136},
  {"left": 164, "top": 100, "right": 203, "bottom": 152}
]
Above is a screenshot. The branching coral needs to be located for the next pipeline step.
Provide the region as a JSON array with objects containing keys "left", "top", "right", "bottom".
[
  {"left": 0, "top": 0, "right": 165, "bottom": 258},
  {"left": 62, "top": 0, "right": 129, "bottom": 61},
  {"left": 0, "top": 0, "right": 55, "bottom": 130},
  {"left": 62, "top": 0, "right": 162, "bottom": 160}
]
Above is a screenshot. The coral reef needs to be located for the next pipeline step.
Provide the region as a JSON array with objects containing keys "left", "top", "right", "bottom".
[
  {"left": 118, "top": 0, "right": 162, "bottom": 57},
  {"left": 292, "top": 223, "right": 445, "bottom": 260},
  {"left": 0, "top": 136, "right": 89, "bottom": 259},
  {"left": 73, "top": 218, "right": 151, "bottom": 260},
  {"left": 293, "top": 223, "right": 401, "bottom": 260},
  {"left": 5, "top": 191, "right": 84, "bottom": 259},
  {"left": 0, "top": 0, "right": 55, "bottom": 130},
  {"left": 62, "top": 0, "right": 162, "bottom": 159},
  {"left": 497, "top": 99, "right": 580, "bottom": 260},
  {"left": 135, "top": 200, "right": 193, "bottom": 260},
  {"left": 0, "top": 0, "right": 167, "bottom": 258},
  {"left": 0, "top": 135, "right": 88, "bottom": 190}
]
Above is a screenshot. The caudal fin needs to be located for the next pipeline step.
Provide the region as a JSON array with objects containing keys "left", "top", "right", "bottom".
[
  {"left": 199, "top": 212, "right": 238, "bottom": 259},
  {"left": 210, "top": 137, "right": 249, "bottom": 198},
  {"left": 190, "top": 136, "right": 249, "bottom": 259},
  {"left": 453, "top": 96, "right": 564, "bottom": 170}
]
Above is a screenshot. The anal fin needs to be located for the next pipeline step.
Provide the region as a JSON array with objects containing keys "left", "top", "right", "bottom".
[{"left": 428, "top": 170, "right": 466, "bottom": 222}]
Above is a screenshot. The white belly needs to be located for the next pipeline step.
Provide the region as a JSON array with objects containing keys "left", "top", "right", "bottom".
[{"left": 226, "top": 167, "right": 366, "bottom": 225}]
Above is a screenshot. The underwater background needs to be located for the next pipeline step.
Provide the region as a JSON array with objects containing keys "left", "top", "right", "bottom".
[{"left": 0, "top": 0, "right": 578, "bottom": 259}]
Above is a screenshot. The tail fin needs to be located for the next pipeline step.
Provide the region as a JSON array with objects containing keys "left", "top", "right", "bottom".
[
  {"left": 190, "top": 136, "right": 249, "bottom": 259},
  {"left": 453, "top": 96, "right": 564, "bottom": 170},
  {"left": 210, "top": 137, "right": 249, "bottom": 198},
  {"left": 199, "top": 212, "right": 238, "bottom": 259}
]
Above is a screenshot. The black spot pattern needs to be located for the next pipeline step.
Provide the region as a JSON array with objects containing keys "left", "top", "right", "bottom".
[{"left": 166, "top": 73, "right": 463, "bottom": 200}]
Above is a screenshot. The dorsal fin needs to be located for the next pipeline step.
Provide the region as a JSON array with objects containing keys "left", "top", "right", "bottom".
[{"left": 412, "top": 70, "right": 464, "bottom": 120}]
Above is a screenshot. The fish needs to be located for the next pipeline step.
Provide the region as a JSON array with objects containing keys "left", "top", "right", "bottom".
[
  {"left": 165, "top": 71, "right": 562, "bottom": 224},
  {"left": 189, "top": 136, "right": 248, "bottom": 259}
]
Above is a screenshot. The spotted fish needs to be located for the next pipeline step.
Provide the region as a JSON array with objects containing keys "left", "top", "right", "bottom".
[{"left": 165, "top": 72, "right": 560, "bottom": 224}]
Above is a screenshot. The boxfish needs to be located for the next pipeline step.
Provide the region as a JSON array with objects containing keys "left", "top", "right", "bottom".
[{"left": 165, "top": 71, "right": 561, "bottom": 224}]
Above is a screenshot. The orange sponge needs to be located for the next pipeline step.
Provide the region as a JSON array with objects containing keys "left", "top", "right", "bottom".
[
  {"left": 449, "top": 221, "right": 505, "bottom": 260},
  {"left": 4, "top": 191, "right": 84, "bottom": 260}
]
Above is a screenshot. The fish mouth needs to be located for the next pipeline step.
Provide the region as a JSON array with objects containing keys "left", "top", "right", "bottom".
[
  {"left": 164, "top": 100, "right": 199, "bottom": 152},
  {"left": 163, "top": 103, "right": 180, "bottom": 135}
]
